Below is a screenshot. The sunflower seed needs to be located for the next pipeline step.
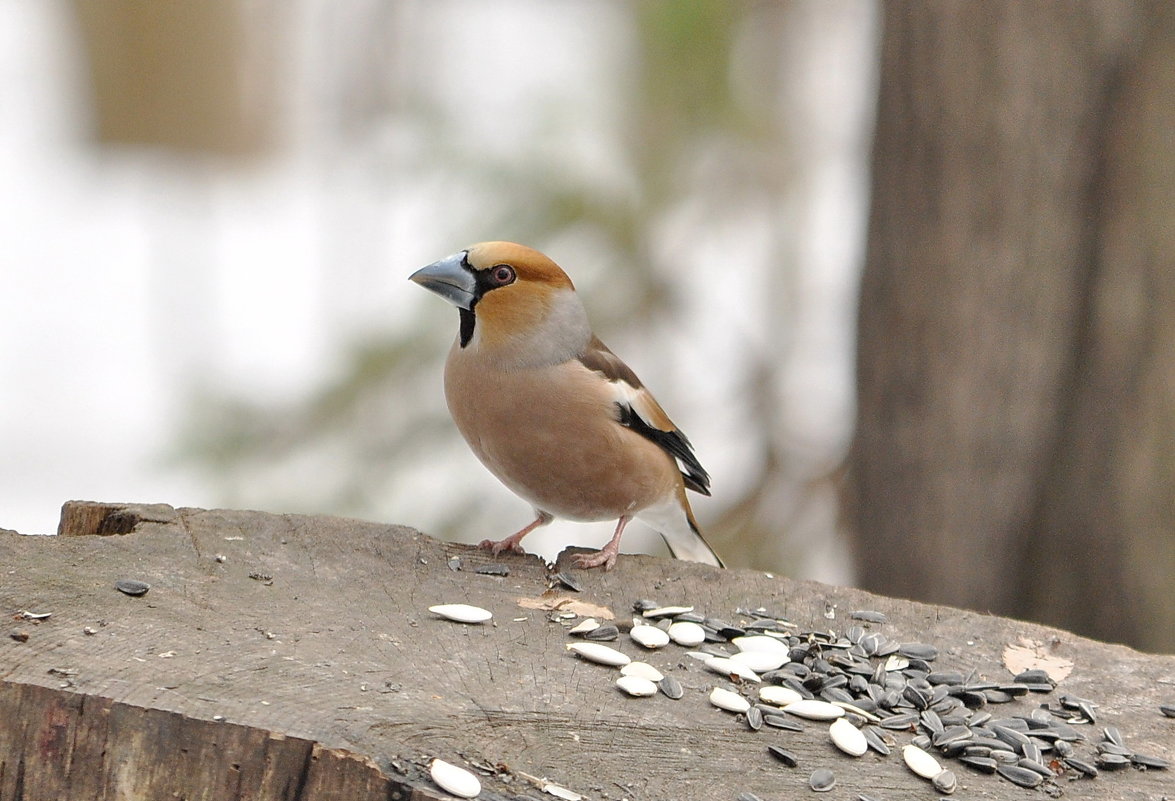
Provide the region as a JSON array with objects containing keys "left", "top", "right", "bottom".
[
  {"left": 620, "top": 661, "right": 664, "bottom": 682},
  {"left": 927, "top": 670, "right": 965, "bottom": 685},
  {"left": 115, "top": 579, "right": 150, "bottom": 597},
  {"left": 583, "top": 624, "right": 620, "bottom": 642},
  {"left": 736, "top": 793, "right": 763, "bottom": 801},
  {"left": 427, "top": 603, "right": 491, "bottom": 623},
  {"left": 552, "top": 571, "right": 582, "bottom": 591},
  {"left": 1101, "top": 726, "right": 1125, "bottom": 747},
  {"left": 767, "top": 745, "right": 799, "bottom": 767},
  {"left": 1097, "top": 752, "right": 1130, "bottom": 770},
  {"left": 920, "top": 709, "right": 944, "bottom": 735},
  {"left": 1063, "top": 756, "right": 1098, "bottom": 777},
  {"left": 1130, "top": 753, "right": 1170, "bottom": 769},
  {"left": 880, "top": 712, "right": 919, "bottom": 730},
  {"left": 616, "top": 675, "right": 658, "bottom": 697},
  {"left": 746, "top": 705, "right": 764, "bottom": 731},
  {"left": 429, "top": 758, "right": 481, "bottom": 798},
  {"left": 861, "top": 725, "right": 892, "bottom": 755},
  {"left": 658, "top": 675, "right": 684, "bottom": 700},
  {"left": 710, "top": 686, "right": 751, "bottom": 713},
  {"left": 959, "top": 755, "right": 998, "bottom": 773},
  {"left": 996, "top": 763, "right": 1043, "bottom": 788},
  {"left": 992, "top": 724, "right": 1031, "bottom": 752},
  {"left": 1161, "top": 704, "right": 1175, "bottom": 718},
  {"left": 898, "top": 642, "right": 938, "bottom": 661},
  {"left": 566, "top": 642, "right": 630, "bottom": 666},
  {"left": 849, "top": 610, "right": 888, "bottom": 624},
  {"left": 763, "top": 713, "right": 804, "bottom": 731},
  {"left": 932, "top": 769, "right": 958, "bottom": 794},
  {"left": 808, "top": 768, "right": 836, "bottom": 792},
  {"left": 829, "top": 718, "right": 867, "bottom": 757},
  {"left": 1022, "top": 757, "right": 1055, "bottom": 777},
  {"left": 933, "top": 725, "right": 972, "bottom": 748},
  {"left": 1012, "top": 668, "right": 1052, "bottom": 684},
  {"left": 1098, "top": 742, "right": 1131, "bottom": 757}
]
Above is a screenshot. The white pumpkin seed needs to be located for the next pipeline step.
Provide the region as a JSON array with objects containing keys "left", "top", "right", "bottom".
[
  {"left": 620, "top": 661, "right": 664, "bottom": 682},
  {"left": 568, "top": 618, "right": 600, "bottom": 635},
  {"left": 829, "top": 718, "right": 868, "bottom": 757},
  {"left": 731, "top": 650, "right": 789, "bottom": 673},
  {"left": 731, "top": 634, "right": 790, "bottom": 654},
  {"left": 902, "top": 744, "right": 943, "bottom": 779},
  {"left": 703, "top": 656, "right": 761, "bottom": 683},
  {"left": 758, "top": 685, "right": 804, "bottom": 707},
  {"left": 709, "top": 686, "right": 751, "bottom": 713},
  {"left": 831, "top": 700, "right": 881, "bottom": 723},
  {"left": 429, "top": 758, "right": 481, "bottom": 798},
  {"left": 783, "top": 700, "right": 846, "bottom": 721},
  {"left": 566, "top": 642, "right": 631, "bottom": 666},
  {"left": 641, "top": 605, "right": 693, "bottom": 618},
  {"left": 616, "top": 675, "right": 659, "bottom": 697},
  {"left": 630, "top": 624, "right": 671, "bottom": 649},
  {"left": 540, "top": 782, "right": 583, "bottom": 801},
  {"left": 667, "top": 620, "right": 706, "bottom": 646},
  {"left": 428, "top": 604, "right": 492, "bottom": 624}
]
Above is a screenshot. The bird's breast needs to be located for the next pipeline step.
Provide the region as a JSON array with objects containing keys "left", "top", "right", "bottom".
[{"left": 443, "top": 348, "right": 679, "bottom": 521}]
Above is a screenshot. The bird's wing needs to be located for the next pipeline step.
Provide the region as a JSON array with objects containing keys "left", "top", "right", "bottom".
[{"left": 577, "top": 336, "right": 711, "bottom": 496}]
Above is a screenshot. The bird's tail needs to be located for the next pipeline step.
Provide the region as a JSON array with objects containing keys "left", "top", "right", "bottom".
[{"left": 642, "top": 492, "right": 724, "bottom": 567}]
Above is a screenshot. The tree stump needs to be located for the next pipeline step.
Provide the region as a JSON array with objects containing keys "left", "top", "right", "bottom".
[{"left": 1, "top": 501, "right": 1171, "bottom": 800}]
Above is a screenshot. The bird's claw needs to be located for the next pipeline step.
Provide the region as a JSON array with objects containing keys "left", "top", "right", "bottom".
[
  {"left": 571, "top": 548, "right": 618, "bottom": 571},
  {"left": 479, "top": 538, "right": 526, "bottom": 556}
]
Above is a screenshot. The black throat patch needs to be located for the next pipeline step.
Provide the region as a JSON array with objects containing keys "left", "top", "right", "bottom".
[{"left": 458, "top": 307, "right": 476, "bottom": 348}]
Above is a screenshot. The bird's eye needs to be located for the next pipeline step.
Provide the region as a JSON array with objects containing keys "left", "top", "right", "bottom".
[{"left": 491, "top": 265, "right": 516, "bottom": 286}]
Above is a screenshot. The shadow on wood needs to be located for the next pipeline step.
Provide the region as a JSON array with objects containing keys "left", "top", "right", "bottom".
[{"left": 1, "top": 501, "right": 1172, "bottom": 800}]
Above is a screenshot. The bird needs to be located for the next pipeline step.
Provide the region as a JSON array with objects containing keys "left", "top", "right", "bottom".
[{"left": 409, "top": 241, "right": 723, "bottom": 570}]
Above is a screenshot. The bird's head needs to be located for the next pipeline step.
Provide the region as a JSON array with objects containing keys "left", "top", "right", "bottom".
[{"left": 410, "top": 241, "right": 591, "bottom": 366}]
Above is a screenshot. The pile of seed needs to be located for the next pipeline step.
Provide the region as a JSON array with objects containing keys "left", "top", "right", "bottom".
[{"left": 559, "top": 599, "right": 1169, "bottom": 796}]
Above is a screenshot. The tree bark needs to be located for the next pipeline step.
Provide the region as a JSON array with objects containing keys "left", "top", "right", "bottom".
[
  {"left": 4, "top": 502, "right": 1173, "bottom": 799},
  {"left": 849, "top": 1, "right": 1175, "bottom": 651}
]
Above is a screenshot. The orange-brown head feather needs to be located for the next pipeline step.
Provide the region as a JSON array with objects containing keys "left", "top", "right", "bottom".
[{"left": 455, "top": 243, "right": 589, "bottom": 363}]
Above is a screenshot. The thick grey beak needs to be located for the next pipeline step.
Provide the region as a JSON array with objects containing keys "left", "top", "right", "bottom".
[{"left": 409, "top": 251, "right": 477, "bottom": 310}]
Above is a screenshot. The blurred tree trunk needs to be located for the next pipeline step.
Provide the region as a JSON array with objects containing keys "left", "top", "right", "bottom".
[
  {"left": 73, "top": 0, "right": 274, "bottom": 154},
  {"left": 849, "top": 2, "right": 1175, "bottom": 652}
]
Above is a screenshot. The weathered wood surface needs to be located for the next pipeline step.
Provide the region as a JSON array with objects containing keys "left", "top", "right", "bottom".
[{"left": 1, "top": 501, "right": 1172, "bottom": 801}]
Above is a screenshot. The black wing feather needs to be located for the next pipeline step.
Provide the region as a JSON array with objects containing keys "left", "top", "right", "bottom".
[{"left": 615, "top": 403, "right": 711, "bottom": 496}]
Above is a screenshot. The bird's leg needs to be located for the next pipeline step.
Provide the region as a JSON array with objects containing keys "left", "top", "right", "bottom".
[
  {"left": 571, "top": 516, "right": 631, "bottom": 571},
  {"left": 480, "top": 511, "right": 553, "bottom": 556}
]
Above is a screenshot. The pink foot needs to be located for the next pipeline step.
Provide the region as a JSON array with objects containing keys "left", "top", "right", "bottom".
[
  {"left": 570, "top": 516, "right": 629, "bottom": 571},
  {"left": 571, "top": 544, "right": 619, "bottom": 571},
  {"left": 479, "top": 512, "right": 553, "bottom": 557},
  {"left": 479, "top": 536, "right": 527, "bottom": 556}
]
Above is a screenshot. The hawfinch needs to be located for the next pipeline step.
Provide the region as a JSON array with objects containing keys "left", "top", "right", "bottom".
[{"left": 410, "top": 241, "right": 723, "bottom": 570}]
